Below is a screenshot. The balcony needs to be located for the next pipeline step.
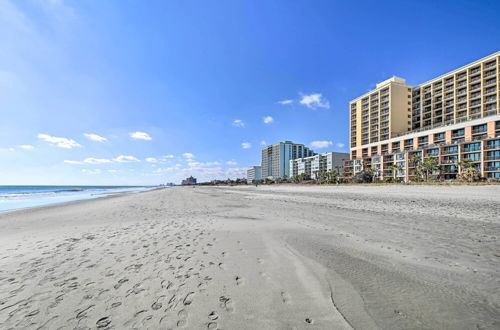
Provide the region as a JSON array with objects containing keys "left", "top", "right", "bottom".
[
  {"left": 485, "top": 144, "right": 500, "bottom": 150},
  {"left": 485, "top": 167, "right": 500, "bottom": 171},
  {"left": 442, "top": 149, "right": 458, "bottom": 155},
  {"left": 441, "top": 159, "right": 457, "bottom": 164},
  {"left": 484, "top": 61, "right": 497, "bottom": 69},
  {"left": 463, "top": 147, "right": 481, "bottom": 152},
  {"left": 485, "top": 155, "right": 500, "bottom": 161},
  {"left": 484, "top": 70, "right": 497, "bottom": 77}
]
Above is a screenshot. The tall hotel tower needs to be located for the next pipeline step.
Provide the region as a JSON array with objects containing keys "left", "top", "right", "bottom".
[
  {"left": 261, "top": 141, "right": 315, "bottom": 179},
  {"left": 346, "top": 52, "right": 500, "bottom": 180}
]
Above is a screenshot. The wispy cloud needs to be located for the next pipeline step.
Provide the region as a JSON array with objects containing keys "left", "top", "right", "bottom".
[
  {"left": 84, "top": 133, "right": 107, "bottom": 142},
  {"left": 260, "top": 140, "right": 267, "bottom": 146},
  {"left": 183, "top": 152, "right": 195, "bottom": 159},
  {"left": 64, "top": 160, "right": 83, "bottom": 164},
  {"left": 336, "top": 142, "right": 345, "bottom": 148},
  {"left": 82, "top": 169, "right": 101, "bottom": 175},
  {"left": 113, "top": 155, "right": 140, "bottom": 163},
  {"left": 241, "top": 142, "right": 252, "bottom": 149},
  {"left": 163, "top": 154, "right": 175, "bottom": 159},
  {"left": 277, "top": 99, "right": 293, "bottom": 105},
  {"left": 18, "top": 145, "right": 34, "bottom": 150},
  {"left": 309, "top": 140, "right": 332, "bottom": 149},
  {"left": 83, "top": 157, "right": 111, "bottom": 164},
  {"left": 145, "top": 157, "right": 157, "bottom": 163},
  {"left": 299, "top": 93, "right": 330, "bottom": 110},
  {"left": 130, "top": 131, "right": 152, "bottom": 141},
  {"left": 232, "top": 119, "right": 245, "bottom": 127},
  {"left": 262, "top": 116, "right": 274, "bottom": 124},
  {"left": 226, "top": 161, "right": 237, "bottom": 166},
  {"left": 37, "top": 133, "right": 81, "bottom": 149}
]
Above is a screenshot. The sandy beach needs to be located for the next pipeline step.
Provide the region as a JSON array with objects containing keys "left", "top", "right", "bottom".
[{"left": 0, "top": 185, "right": 499, "bottom": 329}]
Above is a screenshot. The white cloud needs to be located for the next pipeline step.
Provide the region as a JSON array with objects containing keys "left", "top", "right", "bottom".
[
  {"left": 183, "top": 152, "right": 195, "bottom": 159},
  {"left": 299, "top": 93, "right": 330, "bottom": 110},
  {"left": 84, "top": 133, "right": 107, "bottom": 142},
  {"left": 310, "top": 140, "right": 333, "bottom": 149},
  {"left": 18, "top": 145, "right": 34, "bottom": 150},
  {"left": 188, "top": 161, "right": 221, "bottom": 168},
  {"left": 336, "top": 142, "right": 345, "bottom": 148},
  {"left": 83, "top": 157, "right": 111, "bottom": 164},
  {"left": 260, "top": 140, "right": 267, "bottom": 146},
  {"left": 113, "top": 155, "right": 140, "bottom": 163},
  {"left": 241, "top": 142, "right": 252, "bottom": 149},
  {"left": 37, "top": 133, "right": 81, "bottom": 149},
  {"left": 277, "top": 99, "right": 293, "bottom": 105},
  {"left": 232, "top": 119, "right": 245, "bottom": 127},
  {"left": 155, "top": 163, "right": 182, "bottom": 173},
  {"left": 163, "top": 154, "right": 175, "bottom": 159},
  {"left": 108, "top": 169, "right": 119, "bottom": 173},
  {"left": 226, "top": 161, "right": 237, "bottom": 166},
  {"left": 146, "top": 157, "right": 157, "bottom": 163},
  {"left": 82, "top": 169, "right": 102, "bottom": 175},
  {"left": 64, "top": 160, "right": 83, "bottom": 165},
  {"left": 263, "top": 116, "right": 274, "bottom": 124},
  {"left": 130, "top": 131, "right": 152, "bottom": 141}
]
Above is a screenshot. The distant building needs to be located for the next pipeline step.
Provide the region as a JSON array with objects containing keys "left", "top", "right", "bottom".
[
  {"left": 246, "top": 166, "right": 262, "bottom": 183},
  {"left": 181, "top": 176, "right": 197, "bottom": 185},
  {"left": 261, "top": 141, "right": 315, "bottom": 179},
  {"left": 290, "top": 152, "right": 349, "bottom": 179}
]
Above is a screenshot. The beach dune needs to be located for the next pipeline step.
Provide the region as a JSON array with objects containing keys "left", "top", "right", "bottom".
[{"left": 0, "top": 185, "right": 499, "bottom": 329}]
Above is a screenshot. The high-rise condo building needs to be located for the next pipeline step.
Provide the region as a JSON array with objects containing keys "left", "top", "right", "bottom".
[
  {"left": 346, "top": 52, "right": 500, "bottom": 181},
  {"left": 261, "top": 141, "right": 315, "bottom": 179}
]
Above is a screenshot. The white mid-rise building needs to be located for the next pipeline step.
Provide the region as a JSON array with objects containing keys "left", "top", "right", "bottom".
[
  {"left": 246, "top": 165, "right": 262, "bottom": 183},
  {"left": 290, "top": 152, "right": 349, "bottom": 179}
]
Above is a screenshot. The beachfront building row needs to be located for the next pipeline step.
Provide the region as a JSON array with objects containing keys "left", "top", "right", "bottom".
[
  {"left": 246, "top": 165, "right": 262, "bottom": 183},
  {"left": 290, "top": 152, "right": 349, "bottom": 179},
  {"left": 261, "top": 141, "right": 315, "bottom": 179},
  {"left": 346, "top": 52, "right": 500, "bottom": 181},
  {"left": 181, "top": 176, "right": 197, "bottom": 185}
]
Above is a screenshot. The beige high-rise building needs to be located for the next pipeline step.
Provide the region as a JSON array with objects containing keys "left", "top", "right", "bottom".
[
  {"left": 346, "top": 52, "right": 500, "bottom": 181},
  {"left": 350, "top": 77, "right": 413, "bottom": 151}
]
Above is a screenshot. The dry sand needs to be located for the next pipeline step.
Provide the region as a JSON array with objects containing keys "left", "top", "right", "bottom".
[{"left": 0, "top": 185, "right": 499, "bottom": 329}]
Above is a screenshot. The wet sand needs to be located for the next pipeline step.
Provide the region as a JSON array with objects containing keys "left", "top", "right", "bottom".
[{"left": 0, "top": 185, "right": 499, "bottom": 329}]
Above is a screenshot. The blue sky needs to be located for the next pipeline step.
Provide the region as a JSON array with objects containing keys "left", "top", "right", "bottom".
[{"left": 0, "top": 0, "right": 499, "bottom": 185}]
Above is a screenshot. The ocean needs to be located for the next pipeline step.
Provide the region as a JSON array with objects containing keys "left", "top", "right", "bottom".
[{"left": 0, "top": 185, "right": 157, "bottom": 212}]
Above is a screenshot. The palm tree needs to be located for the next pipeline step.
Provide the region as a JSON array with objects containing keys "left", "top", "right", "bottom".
[
  {"left": 457, "top": 158, "right": 474, "bottom": 173},
  {"left": 389, "top": 164, "right": 403, "bottom": 181},
  {"left": 418, "top": 156, "right": 439, "bottom": 181}
]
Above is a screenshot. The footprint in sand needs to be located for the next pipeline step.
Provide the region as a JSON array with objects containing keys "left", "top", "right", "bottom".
[
  {"left": 207, "top": 322, "right": 218, "bottom": 329},
  {"left": 219, "top": 296, "right": 234, "bottom": 313},
  {"left": 96, "top": 316, "right": 111, "bottom": 328},
  {"left": 176, "top": 309, "right": 188, "bottom": 327},
  {"left": 281, "top": 291, "right": 291, "bottom": 304},
  {"left": 183, "top": 292, "right": 195, "bottom": 305},
  {"left": 235, "top": 276, "right": 244, "bottom": 286}
]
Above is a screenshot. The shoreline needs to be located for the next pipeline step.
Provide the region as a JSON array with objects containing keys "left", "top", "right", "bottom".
[
  {"left": 1, "top": 185, "right": 498, "bottom": 329},
  {"left": 0, "top": 186, "right": 163, "bottom": 214}
]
